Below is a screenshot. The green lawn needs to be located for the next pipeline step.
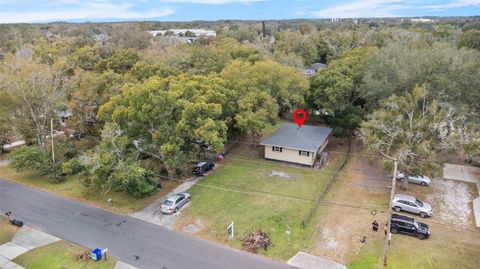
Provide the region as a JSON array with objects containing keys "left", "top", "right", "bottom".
[
  {"left": 0, "top": 218, "right": 18, "bottom": 244},
  {"left": 13, "top": 241, "right": 116, "bottom": 269},
  {"left": 347, "top": 224, "right": 480, "bottom": 269},
  {"left": 176, "top": 151, "right": 346, "bottom": 261},
  {"left": 0, "top": 166, "right": 180, "bottom": 214}
]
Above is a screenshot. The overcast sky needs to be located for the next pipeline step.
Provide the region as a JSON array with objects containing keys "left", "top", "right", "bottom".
[{"left": 1, "top": 0, "right": 479, "bottom": 23}]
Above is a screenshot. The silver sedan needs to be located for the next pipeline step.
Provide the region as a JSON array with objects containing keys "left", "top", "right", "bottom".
[
  {"left": 396, "top": 172, "right": 431, "bottom": 186},
  {"left": 160, "top": 192, "right": 191, "bottom": 214}
]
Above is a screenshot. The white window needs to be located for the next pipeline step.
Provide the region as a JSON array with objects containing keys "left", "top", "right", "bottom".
[
  {"left": 299, "top": 150, "right": 310, "bottom": 156},
  {"left": 272, "top": 146, "right": 282, "bottom": 152}
]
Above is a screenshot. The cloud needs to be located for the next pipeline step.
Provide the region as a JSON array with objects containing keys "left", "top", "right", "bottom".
[
  {"left": 312, "top": 0, "right": 408, "bottom": 18},
  {"left": 311, "top": 0, "right": 480, "bottom": 18},
  {"left": 0, "top": 0, "right": 175, "bottom": 23},
  {"left": 424, "top": 0, "right": 480, "bottom": 11},
  {"left": 164, "top": 0, "right": 266, "bottom": 3}
]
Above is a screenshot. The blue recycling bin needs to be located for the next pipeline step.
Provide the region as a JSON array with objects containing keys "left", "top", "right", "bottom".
[{"left": 91, "top": 248, "right": 102, "bottom": 261}]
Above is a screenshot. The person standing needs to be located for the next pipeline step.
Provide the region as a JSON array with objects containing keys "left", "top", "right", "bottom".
[
  {"left": 388, "top": 232, "right": 392, "bottom": 245},
  {"left": 384, "top": 223, "right": 388, "bottom": 237},
  {"left": 371, "top": 220, "right": 379, "bottom": 237}
]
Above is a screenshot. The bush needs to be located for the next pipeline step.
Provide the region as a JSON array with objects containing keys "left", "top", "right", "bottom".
[
  {"left": 109, "top": 162, "right": 157, "bottom": 198},
  {"left": 11, "top": 146, "right": 49, "bottom": 174},
  {"left": 11, "top": 146, "right": 65, "bottom": 183}
]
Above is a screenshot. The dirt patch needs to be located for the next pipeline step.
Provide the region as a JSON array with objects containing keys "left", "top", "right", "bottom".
[
  {"left": 406, "top": 179, "right": 476, "bottom": 229},
  {"left": 269, "top": 171, "right": 292, "bottom": 179},
  {"left": 312, "top": 141, "right": 389, "bottom": 263},
  {"left": 182, "top": 219, "right": 204, "bottom": 235}
]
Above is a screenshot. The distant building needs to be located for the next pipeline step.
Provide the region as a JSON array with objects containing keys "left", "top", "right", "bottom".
[
  {"left": 303, "top": 62, "right": 327, "bottom": 76},
  {"left": 148, "top": 29, "right": 217, "bottom": 37},
  {"left": 411, "top": 18, "right": 434, "bottom": 23}
]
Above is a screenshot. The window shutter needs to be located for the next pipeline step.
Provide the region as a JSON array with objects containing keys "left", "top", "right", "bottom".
[
  {"left": 280, "top": 147, "right": 282, "bottom": 153},
  {"left": 307, "top": 152, "right": 310, "bottom": 157},
  {"left": 272, "top": 146, "right": 275, "bottom": 152},
  {"left": 299, "top": 150, "right": 301, "bottom": 156}
]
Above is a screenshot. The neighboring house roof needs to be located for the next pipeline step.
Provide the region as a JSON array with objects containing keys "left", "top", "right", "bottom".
[
  {"left": 55, "top": 110, "right": 72, "bottom": 118},
  {"left": 310, "top": 62, "right": 327, "bottom": 70},
  {"left": 260, "top": 123, "right": 332, "bottom": 152}
]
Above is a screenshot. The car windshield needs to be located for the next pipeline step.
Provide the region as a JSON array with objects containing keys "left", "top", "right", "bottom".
[
  {"left": 164, "top": 200, "right": 174, "bottom": 206},
  {"left": 413, "top": 219, "right": 420, "bottom": 229},
  {"left": 415, "top": 199, "right": 424, "bottom": 207}
]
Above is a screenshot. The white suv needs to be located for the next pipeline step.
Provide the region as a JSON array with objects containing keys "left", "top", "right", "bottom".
[{"left": 392, "top": 194, "right": 433, "bottom": 218}]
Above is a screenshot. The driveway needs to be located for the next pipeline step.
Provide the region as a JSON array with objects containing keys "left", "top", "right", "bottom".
[
  {"left": 130, "top": 177, "right": 200, "bottom": 229},
  {"left": 0, "top": 179, "right": 296, "bottom": 269},
  {"left": 443, "top": 163, "right": 480, "bottom": 228}
]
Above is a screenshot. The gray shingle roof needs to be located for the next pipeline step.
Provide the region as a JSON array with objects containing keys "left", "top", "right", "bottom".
[{"left": 260, "top": 123, "right": 332, "bottom": 152}]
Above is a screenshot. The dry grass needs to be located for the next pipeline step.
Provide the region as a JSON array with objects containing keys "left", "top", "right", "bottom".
[{"left": 0, "top": 217, "right": 18, "bottom": 244}]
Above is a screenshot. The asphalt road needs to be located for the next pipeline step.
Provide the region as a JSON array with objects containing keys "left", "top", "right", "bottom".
[{"left": 0, "top": 179, "right": 296, "bottom": 269}]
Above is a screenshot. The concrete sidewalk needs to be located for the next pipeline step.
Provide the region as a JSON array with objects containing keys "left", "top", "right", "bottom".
[
  {"left": 0, "top": 226, "right": 60, "bottom": 269},
  {"left": 114, "top": 261, "right": 139, "bottom": 269},
  {"left": 0, "top": 225, "right": 138, "bottom": 269},
  {"left": 287, "top": 252, "right": 347, "bottom": 269}
]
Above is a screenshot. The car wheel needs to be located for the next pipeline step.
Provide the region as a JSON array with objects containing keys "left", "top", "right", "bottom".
[
  {"left": 187, "top": 197, "right": 191, "bottom": 202},
  {"left": 417, "top": 234, "right": 426, "bottom": 240},
  {"left": 391, "top": 228, "right": 398, "bottom": 234},
  {"left": 174, "top": 207, "right": 178, "bottom": 213},
  {"left": 421, "top": 182, "right": 427, "bottom": 186},
  {"left": 394, "top": 207, "right": 402, "bottom": 212},
  {"left": 420, "top": 212, "right": 427, "bottom": 218}
]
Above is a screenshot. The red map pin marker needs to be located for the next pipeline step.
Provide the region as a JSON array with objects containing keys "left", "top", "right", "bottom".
[{"left": 293, "top": 109, "right": 307, "bottom": 128}]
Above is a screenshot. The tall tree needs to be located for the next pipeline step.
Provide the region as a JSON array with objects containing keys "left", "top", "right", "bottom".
[
  {"left": 0, "top": 53, "right": 70, "bottom": 150},
  {"left": 357, "top": 85, "right": 475, "bottom": 189},
  {"left": 98, "top": 74, "right": 232, "bottom": 176},
  {"left": 221, "top": 59, "right": 308, "bottom": 117},
  {"left": 361, "top": 42, "right": 480, "bottom": 121},
  {"left": 309, "top": 47, "right": 376, "bottom": 136}
]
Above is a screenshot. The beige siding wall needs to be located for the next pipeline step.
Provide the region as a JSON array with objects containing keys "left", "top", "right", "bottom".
[{"left": 264, "top": 146, "right": 315, "bottom": 166}]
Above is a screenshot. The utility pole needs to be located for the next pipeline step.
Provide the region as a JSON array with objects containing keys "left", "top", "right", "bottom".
[
  {"left": 383, "top": 158, "right": 397, "bottom": 267},
  {"left": 50, "top": 118, "right": 55, "bottom": 164}
]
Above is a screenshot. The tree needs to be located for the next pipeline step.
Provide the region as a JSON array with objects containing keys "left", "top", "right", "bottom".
[
  {"left": 357, "top": 85, "right": 471, "bottom": 189},
  {"left": 78, "top": 123, "right": 158, "bottom": 197},
  {"left": 95, "top": 48, "right": 140, "bottom": 74},
  {"left": 458, "top": 29, "right": 480, "bottom": 50},
  {"left": 361, "top": 42, "right": 480, "bottom": 121},
  {"left": 234, "top": 90, "right": 278, "bottom": 144},
  {"left": 0, "top": 91, "right": 14, "bottom": 152},
  {"left": 0, "top": 53, "right": 70, "bottom": 150},
  {"left": 309, "top": 47, "right": 376, "bottom": 136},
  {"left": 109, "top": 25, "right": 152, "bottom": 50},
  {"left": 221, "top": 60, "right": 308, "bottom": 116},
  {"left": 98, "top": 75, "right": 232, "bottom": 176},
  {"left": 11, "top": 145, "right": 64, "bottom": 182}
]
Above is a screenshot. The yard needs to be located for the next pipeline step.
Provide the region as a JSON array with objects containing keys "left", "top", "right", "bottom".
[
  {"left": 0, "top": 165, "right": 180, "bottom": 214},
  {"left": 175, "top": 137, "right": 349, "bottom": 260},
  {"left": 13, "top": 241, "right": 116, "bottom": 269},
  {"left": 308, "top": 142, "right": 480, "bottom": 269}
]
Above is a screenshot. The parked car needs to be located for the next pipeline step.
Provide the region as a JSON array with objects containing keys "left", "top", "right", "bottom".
[
  {"left": 391, "top": 214, "right": 430, "bottom": 240},
  {"left": 392, "top": 194, "right": 433, "bottom": 218},
  {"left": 396, "top": 172, "right": 431, "bottom": 186},
  {"left": 192, "top": 162, "right": 214, "bottom": 176},
  {"left": 160, "top": 193, "right": 191, "bottom": 214}
]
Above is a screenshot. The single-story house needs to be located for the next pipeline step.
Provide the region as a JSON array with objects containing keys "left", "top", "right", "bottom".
[
  {"left": 260, "top": 123, "right": 332, "bottom": 166},
  {"left": 303, "top": 62, "right": 327, "bottom": 76}
]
